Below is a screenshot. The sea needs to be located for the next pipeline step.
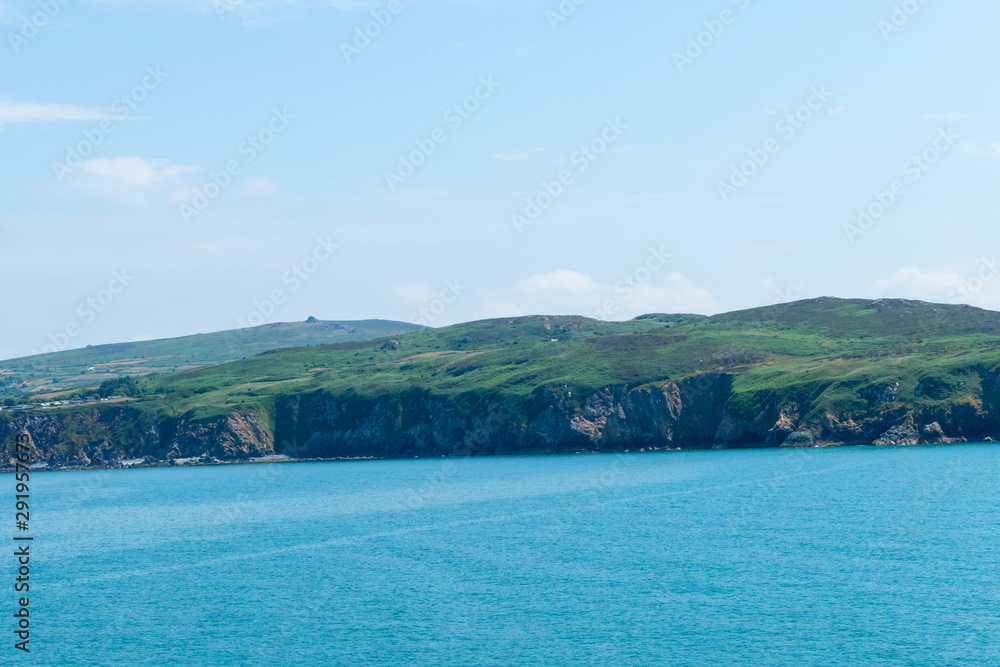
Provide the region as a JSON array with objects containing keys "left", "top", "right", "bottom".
[{"left": 8, "top": 443, "right": 1000, "bottom": 666}]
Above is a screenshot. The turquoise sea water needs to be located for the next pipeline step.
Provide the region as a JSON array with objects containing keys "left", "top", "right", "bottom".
[{"left": 8, "top": 444, "right": 1000, "bottom": 666}]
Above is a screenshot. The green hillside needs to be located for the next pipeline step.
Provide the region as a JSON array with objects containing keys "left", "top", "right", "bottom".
[
  {"left": 0, "top": 319, "right": 426, "bottom": 397},
  {"left": 6, "top": 297, "right": 1000, "bottom": 469},
  {"left": 122, "top": 297, "right": 1000, "bottom": 423}
]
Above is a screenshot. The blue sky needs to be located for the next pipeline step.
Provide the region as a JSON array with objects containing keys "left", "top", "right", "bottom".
[{"left": 2, "top": 0, "right": 999, "bottom": 359}]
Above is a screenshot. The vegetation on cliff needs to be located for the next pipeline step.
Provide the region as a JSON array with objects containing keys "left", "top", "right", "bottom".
[{"left": 5, "top": 298, "right": 1000, "bottom": 467}]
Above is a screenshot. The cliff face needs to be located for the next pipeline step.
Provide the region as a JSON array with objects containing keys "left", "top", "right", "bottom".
[
  {"left": 4, "top": 370, "right": 1000, "bottom": 469},
  {"left": 267, "top": 370, "right": 999, "bottom": 460},
  {"left": 1, "top": 408, "right": 272, "bottom": 468}
]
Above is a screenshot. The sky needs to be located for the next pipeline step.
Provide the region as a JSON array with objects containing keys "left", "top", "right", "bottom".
[{"left": 1, "top": 0, "right": 999, "bottom": 360}]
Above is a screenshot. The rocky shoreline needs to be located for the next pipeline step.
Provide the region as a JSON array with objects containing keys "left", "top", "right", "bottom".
[
  {"left": 0, "top": 373, "right": 1000, "bottom": 469},
  {"left": 4, "top": 371, "right": 999, "bottom": 472},
  {"left": 1, "top": 436, "right": 993, "bottom": 475}
]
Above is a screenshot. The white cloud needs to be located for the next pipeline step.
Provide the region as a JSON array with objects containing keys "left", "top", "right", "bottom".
[
  {"left": 477, "top": 269, "right": 718, "bottom": 321},
  {"left": 77, "top": 157, "right": 195, "bottom": 204},
  {"left": 754, "top": 276, "right": 805, "bottom": 305},
  {"left": 828, "top": 106, "right": 846, "bottom": 116},
  {"left": 512, "top": 269, "right": 601, "bottom": 295},
  {"left": 866, "top": 267, "right": 1000, "bottom": 309},
  {"left": 869, "top": 268, "right": 963, "bottom": 301},
  {"left": 81, "top": 157, "right": 192, "bottom": 186},
  {"left": 0, "top": 102, "right": 118, "bottom": 123}
]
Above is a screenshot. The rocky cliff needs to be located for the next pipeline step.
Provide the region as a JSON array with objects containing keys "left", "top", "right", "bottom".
[
  {"left": 5, "top": 363, "right": 1000, "bottom": 470},
  {"left": 0, "top": 408, "right": 271, "bottom": 469}
]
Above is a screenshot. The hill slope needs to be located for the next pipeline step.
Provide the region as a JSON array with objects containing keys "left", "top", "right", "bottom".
[
  {"left": 4, "top": 298, "right": 1000, "bottom": 469},
  {"left": 0, "top": 319, "right": 427, "bottom": 396}
]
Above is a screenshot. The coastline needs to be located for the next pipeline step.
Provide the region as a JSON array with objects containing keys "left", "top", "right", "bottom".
[{"left": 2, "top": 437, "right": 990, "bottom": 475}]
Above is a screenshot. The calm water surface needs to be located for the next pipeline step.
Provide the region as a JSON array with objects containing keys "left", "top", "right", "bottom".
[{"left": 9, "top": 444, "right": 1000, "bottom": 666}]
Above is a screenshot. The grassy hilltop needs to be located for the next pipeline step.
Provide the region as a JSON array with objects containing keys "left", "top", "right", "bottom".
[
  {"left": 0, "top": 319, "right": 426, "bottom": 397},
  {"left": 123, "top": 297, "right": 999, "bottom": 422},
  {"left": 5, "top": 298, "right": 1000, "bottom": 467}
]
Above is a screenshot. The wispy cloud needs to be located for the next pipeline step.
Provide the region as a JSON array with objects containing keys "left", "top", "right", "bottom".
[
  {"left": 868, "top": 268, "right": 967, "bottom": 304},
  {"left": 89, "top": 0, "right": 385, "bottom": 13},
  {"left": 81, "top": 157, "right": 192, "bottom": 187},
  {"left": 76, "top": 156, "right": 195, "bottom": 204},
  {"left": 477, "top": 269, "right": 718, "bottom": 320},
  {"left": 0, "top": 102, "right": 119, "bottom": 123},
  {"left": 492, "top": 147, "right": 544, "bottom": 162}
]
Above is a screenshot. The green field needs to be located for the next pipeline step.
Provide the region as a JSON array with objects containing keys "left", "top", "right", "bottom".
[
  {"left": 0, "top": 319, "right": 426, "bottom": 397},
  {"left": 82, "top": 297, "right": 1000, "bottom": 424}
]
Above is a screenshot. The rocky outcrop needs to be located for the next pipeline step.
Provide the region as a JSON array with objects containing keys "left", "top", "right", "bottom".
[
  {"left": 783, "top": 430, "right": 816, "bottom": 447},
  {"left": 1, "top": 408, "right": 271, "bottom": 469},
  {"left": 860, "top": 382, "right": 899, "bottom": 406},
  {"left": 873, "top": 413, "right": 920, "bottom": 446},
  {"left": 159, "top": 412, "right": 272, "bottom": 461}
]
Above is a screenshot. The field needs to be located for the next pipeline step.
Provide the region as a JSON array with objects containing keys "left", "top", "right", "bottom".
[
  {"left": 0, "top": 319, "right": 426, "bottom": 397},
  {"left": 68, "top": 297, "right": 1000, "bottom": 426}
]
